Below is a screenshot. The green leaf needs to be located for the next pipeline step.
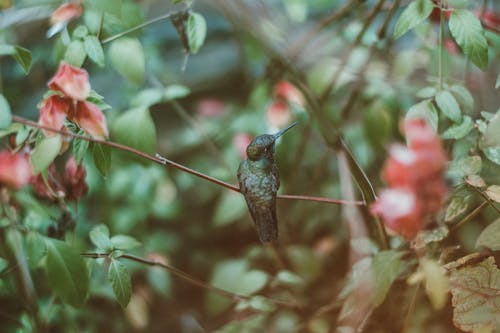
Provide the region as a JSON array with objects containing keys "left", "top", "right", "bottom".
[
  {"left": 0, "top": 94, "right": 12, "bottom": 129},
  {"left": 163, "top": 84, "right": 190, "bottom": 101},
  {"left": 72, "top": 25, "right": 89, "bottom": 39},
  {"left": 213, "top": 191, "right": 247, "bottom": 226},
  {"left": 496, "top": 74, "right": 500, "bottom": 89},
  {"left": 485, "top": 185, "right": 500, "bottom": 203},
  {"left": 450, "top": 85, "right": 474, "bottom": 114},
  {"left": 89, "top": 227, "right": 114, "bottom": 252},
  {"left": 476, "top": 217, "right": 500, "bottom": 251},
  {"left": 112, "top": 108, "right": 156, "bottom": 155},
  {"left": 86, "top": 0, "right": 122, "bottom": 17},
  {"left": 416, "top": 86, "right": 437, "bottom": 98},
  {"left": 0, "top": 257, "right": 7, "bottom": 273},
  {"left": 108, "top": 259, "right": 132, "bottom": 308},
  {"left": 30, "top": 135, "right": 62, "bottom": 174},
  {"left": 450, "top": 257, "right": 500, "bottom": 332},
  {"left": 235, "top": 270, "right": 269, "bottom": 295},
  {"left": 435, "top": 90, "right": 462, "bottom": 123},
  {"left": 393, "top": 0, "right": 434, "bottom": 39},
  {"left": 372, "top": 250, "right": 404, "bottom": 306},
  {"left": 206, "top": 259, "right": 247, "bottom": 315},
  {"left": 445, "top": 193, "right": 471, "bottom": 222},
  {"left": 420, "top": 258, "right": 449, "bottom": 310},
  {"left": 92, "top": 143, "right": 111, "bottom": 177},
  {"left": 131, "top": 89, "right": 164, "bottom": 108},
  {"left": 483, "top": 147, "right": 500, "bottom": 165},
  {"left": 0, "top": 44, "right": 32, "bottom": 74},
  {"left": 110, "top": 235, "right": 141, "bottom": 250},
  {"left": 275, "top": 270, "right": 304, "bottom": 288},
  {"left": 448, "top": 155, "right": 482, "bottom": 178},
  {"left": 64, "top": 40, "right": 87, "bottom": 67},
  {"left": 406, "top": 99, "right": 438, "bottom": 131},
  {"left": 45, "top": 239, "right": 89, "bottom": 307},
  {"left": 84, "top": 35, "right": 105, "bottom": 67},
  {"left": 187, "top": 12, "right": 207, "bottom": 54},
  {"left": 72, "top": 137, "right": 89, "bottom": 164},
  {"left": 449, "top": 9, "right": 489, "bottom": 70},
  {"left": 442, "top": 115, "right": 474, "bottom": 139},
  {"left": 108, "top": 38, "right": 144, "bottom": 84},
  {"left": 482, "top": 111, "right": 500, "bottom": 148}
]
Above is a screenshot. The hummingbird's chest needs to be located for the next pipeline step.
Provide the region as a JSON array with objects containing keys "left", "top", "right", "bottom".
[{"left": 238, "top": 159, "right": 280, "bottom": 201}]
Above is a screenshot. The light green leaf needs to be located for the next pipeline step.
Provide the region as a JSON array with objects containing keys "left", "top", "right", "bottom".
[
  {"left": 485, "top": 185, "right": 500, "bottom": 203},
  {"left": 84, "top": 35, "right": 105, "bottom": 67},
  {"left": 235, "top": 270, "right": 269, "bottom": 295},
  {"left": 163, "top": 84, "right": 190, "bottom": 101},
  {"left": 110, "top": 235, "right": 141, "bottom": 250},
  {"left": 406, "top": 99, "right": 438, "bottom": 131},
  {"left": 131, "top": 89, "right": 164, "bottom": 108},
  {"left": 416, "top": 86, "right": 437, "bottom": 98},
  {"left": 89, "top": 227, "right": 114, "bottom": 251},
  {"left": 108, "top": 38, "right": 144, "bottom": 84},
  {"left": 86, "top": 0, "right": 122, "bottom": 16},
  {"left": 45, "top": 239, "right": 89, "bottom": 307},
  {"left": 372, "top": 250, "right": 404, "bottom": 306},
  {"left": 72, "top": 25, "right": 89, "bottom": 39},
  {"left": 435, "top": 90, "right": 462, "bottom": 123},
  {"left": 450, "top": 257, "right": 500, "bottom": 332},
  {"left": 108, "top": 259, "right": 132, "bottom": 308},
  {"left": 206, "top": 259, "right": 247, "bottom": 315},
  {"left": 483, "top": 147, "right": 500, "bottom": 165},
  {"left": 450, "top": 85, "right": 474, "bottom": 114},
  {"left": 393, "top": 0, "right": 434, "bottom": 39},
  {"left": 420, "top": 258, "right": 449, "bottom": 310},
  {"left": 482, "top": 111, "right": 500, "bottom": 148},
  {"left": 442, "top": 115, "right": 474, "bottom": 139},
  {"left": 0, "top": 44, "right": 32, "bottom": 74},
  {"left": 72, "top": 136, "right": 89, "bottom": 164},
  {"left": 476, "top": 217, "right": 500, "bottom": 251},
  {"left": 64, "top": 40, "right": 87, "bottom": 67},
  {"left": 496, "top": 74, "right": 500, "bottom": 89},
  {"left": 276, "top": 270, "right": 304, "bottom": 288},
  {"left": 445, "top": 194, "right": 471, "bottom": 222},
  {"left": 448, "top": 155, "right": 482, "bottom": 178},
  {"left": 213, "top": 191, "right": 247, "bottom": 226},
  {"left": 92, "top": 143, "right": 111, "bottom": 177},
  {"left": 187, "top": 12, "right": 207, "bottom": 54},
  {"left": 30, "top": 135, "right": 62, "bottom": 174},
  {"left": 449, "top": 9, "right": 489, "bottom": 70},
  {"left": 0, "top": 94, "right": 12, "bottom": 129},
  {"left": 112, "top": 108, "right": 156, "bottom": 155}
]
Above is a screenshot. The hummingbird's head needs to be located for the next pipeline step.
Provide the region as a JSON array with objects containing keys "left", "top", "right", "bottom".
[{"left": 245, "top": 122, "right": 298, "bottom": 161}]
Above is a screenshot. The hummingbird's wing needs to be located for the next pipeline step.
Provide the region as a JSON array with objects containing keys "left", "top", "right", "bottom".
[{"left": 238, "top": 162, "right": 279, "bottom": 242}]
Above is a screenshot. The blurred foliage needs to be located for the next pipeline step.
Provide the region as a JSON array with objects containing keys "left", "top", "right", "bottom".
[{"left": 0, "top": 0, "right": 500, "bottom": 332}]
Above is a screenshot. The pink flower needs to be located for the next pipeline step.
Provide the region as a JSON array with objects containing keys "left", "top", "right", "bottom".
[
  {"left": 48, "top": 62, "right": 90, "bottom": 101},
  {"left": 71, "top": 101, "right": 108, "bottom": 139},
  {"left": 31, "top": 164, "right": 64, "bottom": 200},
  {"left": 64, "top": 156, "right": 88, "bottom": 201},
  {"left": 0, "top": 151, "right": 32, "bottom": 189},
  {"left": 196, "top": 99, "right": 226, "bottom": 117},
  {"left": 50, "top": 2, "right": 83, "bottom": 25},
  {"left": 233, "top": 133, "right": 253, "bottom": 159},
  {"left": 273, "top": 81, "right": 304, "bottom": 106},
  {"left": 38, "top": 95, "right": 70, "bottom": 136},
  {"left": 371, "top": 188, "right": 424, "bottom": 240},
  {"left": 266, "top": 101, "right": 293, "bottom": 129}
]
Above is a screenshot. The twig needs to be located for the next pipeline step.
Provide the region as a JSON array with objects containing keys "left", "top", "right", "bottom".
[
  {"left": 401, "top": 283, "right": 420, "bottom": 333},
  {"left": 81, "top": 252, "right": 301, "bottom": 309},
  {"left": 438, "top": 0, "right": 445, "bottom": 90},
  {"left": 449, "top": 200, "right": 488, "bottom": 233},
  {"left": 12, "top": 115, "right": 363, "bottom": 206},
  {"left": 465, "top": 182, "right": 500, "bottom": 216}
]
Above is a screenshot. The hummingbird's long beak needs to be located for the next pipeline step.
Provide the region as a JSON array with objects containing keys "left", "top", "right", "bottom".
[{"left": 273, "top": 121, "right": 298, "bottom": 139}]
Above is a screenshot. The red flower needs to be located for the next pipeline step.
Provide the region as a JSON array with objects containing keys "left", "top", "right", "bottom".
[
  {"left": 64, "top": 156, "right": 88, "bottom": 201},
  {"left": 38, "top": 95, "right": 70, "bottom": 136},
  {"left": 273, "top": 80, "right": 304, "bottom": 106},
  {"left": 0, "top": 151, "right": 32, "bottom": 189},
  {"left": 196, "top": 99, "right": 226, "bottom": 117},
  {"left": 233, "top": 133, "right": 253, "bottom": 159},
  {"left": 371, "top": 188, "right": 424, "bottom": 240},
  {"left": 48, "top": 62, "right": 90, "bottom": 101},
  {"left": 50, "top": 2, "right": 83, "bottom": 25},
  {"left": 266, "top": 101, "right": 293, "bottom": 129},
  {"left": 31, "top": 164, "right": 64, "bottom": 199},
  {"left": 72, "top": 101, "right": 108, "bottom": 139}
]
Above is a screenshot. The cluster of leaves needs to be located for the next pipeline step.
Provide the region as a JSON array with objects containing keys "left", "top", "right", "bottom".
[{"left": 0, "top": 0, "right": 499, "bottom": 332}]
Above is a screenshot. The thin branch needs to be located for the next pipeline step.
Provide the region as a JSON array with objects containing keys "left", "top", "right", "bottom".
[
  {"left": 11, "top": 115, "right": 363, "bottom": 206},
  {"left": 101, "top": 11, "right": 176, "bottom": 44},
  {"left": 466, "top": 182, "right": 500, "bottom": 216},
  {"left": 81, "top": 252, "right": 301, "bottom": 309},
  {"left": 449, "top": 200, "right": 488, "bottom": 233},
  {"left": 401, "top": 283, "right": 420, "bottom": 333}
]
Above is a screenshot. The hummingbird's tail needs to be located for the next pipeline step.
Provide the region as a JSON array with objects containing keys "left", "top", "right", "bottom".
[{"left": 253, "top": 207, "right": 278, "bottom": 243}]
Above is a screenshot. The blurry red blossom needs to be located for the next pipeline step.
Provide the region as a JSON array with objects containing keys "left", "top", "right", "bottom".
[
  {"left": 371, "top": 118, "right": 447, "bottom": 240},
  {"left": 474, "top": 10, "right": 500, "bottom": 31},
  {"left": 273, "top": 81, "right": 304, "bottom": 106},
  {"left": 48, "top": 62, "right": 90, "bottom": 101},
  {"left": 266, "top": 101, "right": 293, "bottom": 129},
  {"left": 50, "top": 2, "right": 83, "bottom": 25},
  {"left": 0, "top": 151, "right": 32, "bottom": 189},
  {"left": 233, "top": 133, "right": 253, "bottom": 159},
  {"left": 38, "top": 62, "right": 108, "bottom": 139},
  {"left": 196, "top": 99, "right": 226, "bottom": 117},
  {"left": 31, "top": 156, "right": 88, "bottom": 201}
]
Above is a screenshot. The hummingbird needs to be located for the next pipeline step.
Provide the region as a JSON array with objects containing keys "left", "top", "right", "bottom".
[{"left": 237, "top": 122, "right": 298, "bottom": 242}]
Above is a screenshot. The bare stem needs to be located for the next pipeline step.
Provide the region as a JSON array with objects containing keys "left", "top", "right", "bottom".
[
  {"left": 449, "top": 200, "right": 488, "bottom": 233},
  {"left": 81, "top": 252, "right": 301, "bottom": 308},
  {"left": 438, "top": 0, "right": 445, "bottom": 90},
  {"left": 12, "top": 115, "right": 363, "bottom": 206}
]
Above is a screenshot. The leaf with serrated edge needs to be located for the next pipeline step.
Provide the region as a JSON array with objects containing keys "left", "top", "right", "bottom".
[
  {"left": 450, "top": 257, "right": 500, "bottom": 332},
  {"left": 393, "top": 0, "right": 434, "bottom": 39},
  {"left": 108, "top": 259, "right": 132, "bottom": 308},
  {"left": 449, "top": 9, "right": 488, "bottom": 70},
  {"left": 476, "top": 217, "right": 500, "bottom": 251}
]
